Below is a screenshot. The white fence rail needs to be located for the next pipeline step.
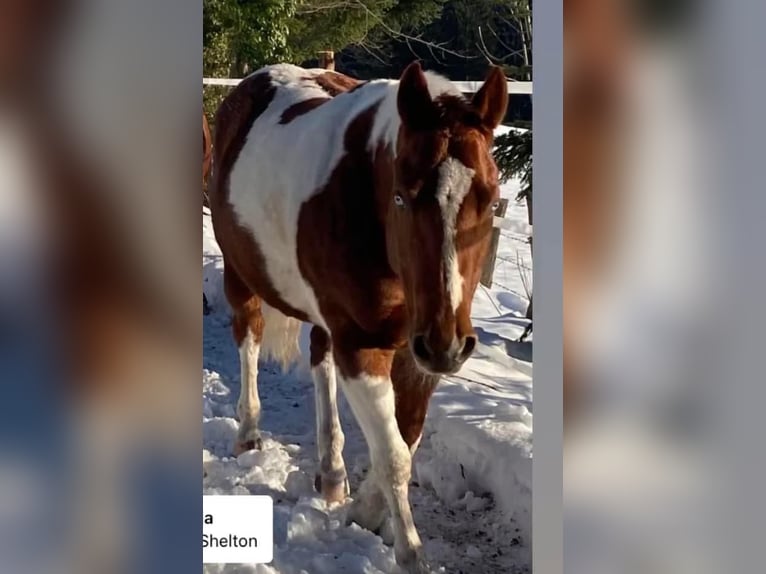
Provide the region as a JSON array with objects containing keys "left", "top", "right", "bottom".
[
  {"left": 493, "top": 216, "right": 532, "bottom": 235},
  {"left": 203, "top": 77, "right": 532, "bottom": 94}
]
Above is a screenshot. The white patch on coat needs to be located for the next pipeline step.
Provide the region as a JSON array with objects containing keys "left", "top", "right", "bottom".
[
  {"left": 436, "top": 157, "right": 476, "bottom": 310},
  {"left": 228, "top": 64, "right": 392, "bottom": 329}
]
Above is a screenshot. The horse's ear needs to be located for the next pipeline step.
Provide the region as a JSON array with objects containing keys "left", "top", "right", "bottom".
[
  {"left": 397, "top": 61, "right": 437, "bottom": 129},
  {"left": 472, "top": 66, "right": 509, "bottom": 130}
]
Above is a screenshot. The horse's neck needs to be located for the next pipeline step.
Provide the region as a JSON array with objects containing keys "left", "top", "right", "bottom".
[
  {"left": 366, "top": 81, "right": 401, "bottom": 156},
  {"left": 366, "top": 83, "right": 400, "bottom": 214},
  {"left": 367, "top": 147, "right": 399, "bottom": 274},
  {"left": 339, "top": 81, "right": 400, "bottom": 270}
]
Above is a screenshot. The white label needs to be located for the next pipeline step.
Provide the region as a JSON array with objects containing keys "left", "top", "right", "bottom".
[{"left": 203, "top": 495, "right": 274, "bottom": 564}]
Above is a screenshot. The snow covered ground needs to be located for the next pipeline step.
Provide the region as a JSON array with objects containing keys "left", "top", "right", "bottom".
[{"left": 202, "top": 139, "right": 533, "bottom": 574}]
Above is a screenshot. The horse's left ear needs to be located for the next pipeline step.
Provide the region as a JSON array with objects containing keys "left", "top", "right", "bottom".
[
  {"left": 398, "top": 61, "right": 438, "bottom": 130},
  {"left": 472, "top": 66, "right": 509, "bottom": 129}
]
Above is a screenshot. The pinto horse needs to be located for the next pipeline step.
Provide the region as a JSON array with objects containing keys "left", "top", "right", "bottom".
[{"left": 210, "top": 61, "right": 508, "bottom": 572}]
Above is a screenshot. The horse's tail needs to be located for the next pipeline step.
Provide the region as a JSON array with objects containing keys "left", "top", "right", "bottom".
[{"left": 260, "top": 302, "right": 302, "bottom": 372}]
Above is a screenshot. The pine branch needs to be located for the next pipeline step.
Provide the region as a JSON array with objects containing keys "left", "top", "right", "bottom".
[{"left": 494, "top": 128, "right": 532, "bottom": 196}]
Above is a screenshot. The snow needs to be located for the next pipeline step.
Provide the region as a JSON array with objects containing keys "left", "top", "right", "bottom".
[{"left": 203, "top": 134, "right": 532, "bottom": 573}]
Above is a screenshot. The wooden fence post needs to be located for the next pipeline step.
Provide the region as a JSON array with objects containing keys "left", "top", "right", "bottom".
[
  {"left": 480, "top": 198, "right": 509, "bottom": 287},
  {"left": 318, "top": 50, "right": 335, "bottom": 71}
]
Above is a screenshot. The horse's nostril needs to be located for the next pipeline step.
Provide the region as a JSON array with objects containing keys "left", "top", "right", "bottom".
[
  {"left": 460, "top": 335, "right": 478, "bottom": 359},
  {"left": 412, "top": 334, "right": 431, "bottom": 362}
]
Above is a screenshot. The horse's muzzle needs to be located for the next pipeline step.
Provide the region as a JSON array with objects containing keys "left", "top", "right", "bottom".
[{"left": 410, "top": 332, "right": 477, "bottom": 375}]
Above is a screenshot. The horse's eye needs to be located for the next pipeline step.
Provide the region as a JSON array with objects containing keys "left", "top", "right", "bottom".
[
  {"left": 491, "top": 200, "right": 501, "bottom": 212},
  {"left": 394, "top": 194, "right": 405, "bottom": 207}
]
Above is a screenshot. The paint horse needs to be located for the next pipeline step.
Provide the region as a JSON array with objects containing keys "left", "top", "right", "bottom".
[{"left": 210, "top": 62, "right": 508, "bottom": 572}]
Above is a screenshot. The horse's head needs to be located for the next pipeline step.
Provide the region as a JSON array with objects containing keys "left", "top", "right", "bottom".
[{"left": 387, "top": 62, "right": 508, "bottom": 375}]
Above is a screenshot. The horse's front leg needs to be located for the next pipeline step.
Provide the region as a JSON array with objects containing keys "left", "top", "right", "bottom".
[
  {"left": 334, "top": 344, "right": 429, "bottom": 573},
  {"left": 358, "top": 348, "right": 440, "bottom": 545},
  {"left": 391, "top": 347, "right": 441, "bottom": 455}
]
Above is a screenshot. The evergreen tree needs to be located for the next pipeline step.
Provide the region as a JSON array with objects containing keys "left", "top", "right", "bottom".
[{"left": 495, "top": 125, "right": 531, "bottom": 199}]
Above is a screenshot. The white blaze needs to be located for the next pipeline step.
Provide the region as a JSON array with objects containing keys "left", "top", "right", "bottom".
[{"left": 436, "top": 157, "right": 475, "bottom": 310}]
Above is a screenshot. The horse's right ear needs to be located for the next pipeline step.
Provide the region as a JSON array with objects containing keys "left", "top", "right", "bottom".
[
  {"left": 397, "top": 61, "right": 437, "bottom": 129},
  {"left": 472, "top": 66, "right": 509, "bottom": 129}
]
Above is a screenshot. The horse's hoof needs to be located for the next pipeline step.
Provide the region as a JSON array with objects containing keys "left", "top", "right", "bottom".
[
  {"left": 314, "top": 472, "right": 349, "bottom": 503},
  {"left": 374, "top": 516, "right": 395, "bottom": 546},
  {"left": 346, "top": 497, "right": 387, "bottom": 532},
  {"left": 234, "top": 436, "right": 263, "bottom": 456},
  {"left": 399, "top": 551, "right": 433, "bottom": 574}
]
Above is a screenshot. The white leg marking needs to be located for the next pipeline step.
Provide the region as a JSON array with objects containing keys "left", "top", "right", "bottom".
[
  {"left": 436, "top": 157, "right": 475, "bottom": 311},
  {"left": 339, "top": 374, "right": 423, "bottom": 566},
  {"left": 236, "top": 328, "right": 262, "bottom": 449},
  {"left": 312, "top": 351, "right": 348, "bottom": 501}
]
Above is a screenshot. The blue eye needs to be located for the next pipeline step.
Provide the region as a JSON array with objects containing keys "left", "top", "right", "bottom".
[{"left": 394, "top": 194, "right": 405, "bottom": 207}]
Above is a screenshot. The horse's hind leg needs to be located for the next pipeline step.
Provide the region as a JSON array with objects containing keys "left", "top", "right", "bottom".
[
  {"left": 223, "top": 263, "right": 265, "bottom": 455},
  {"left": 309, "top": 326, "right": 348, "bottom": 502}
]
